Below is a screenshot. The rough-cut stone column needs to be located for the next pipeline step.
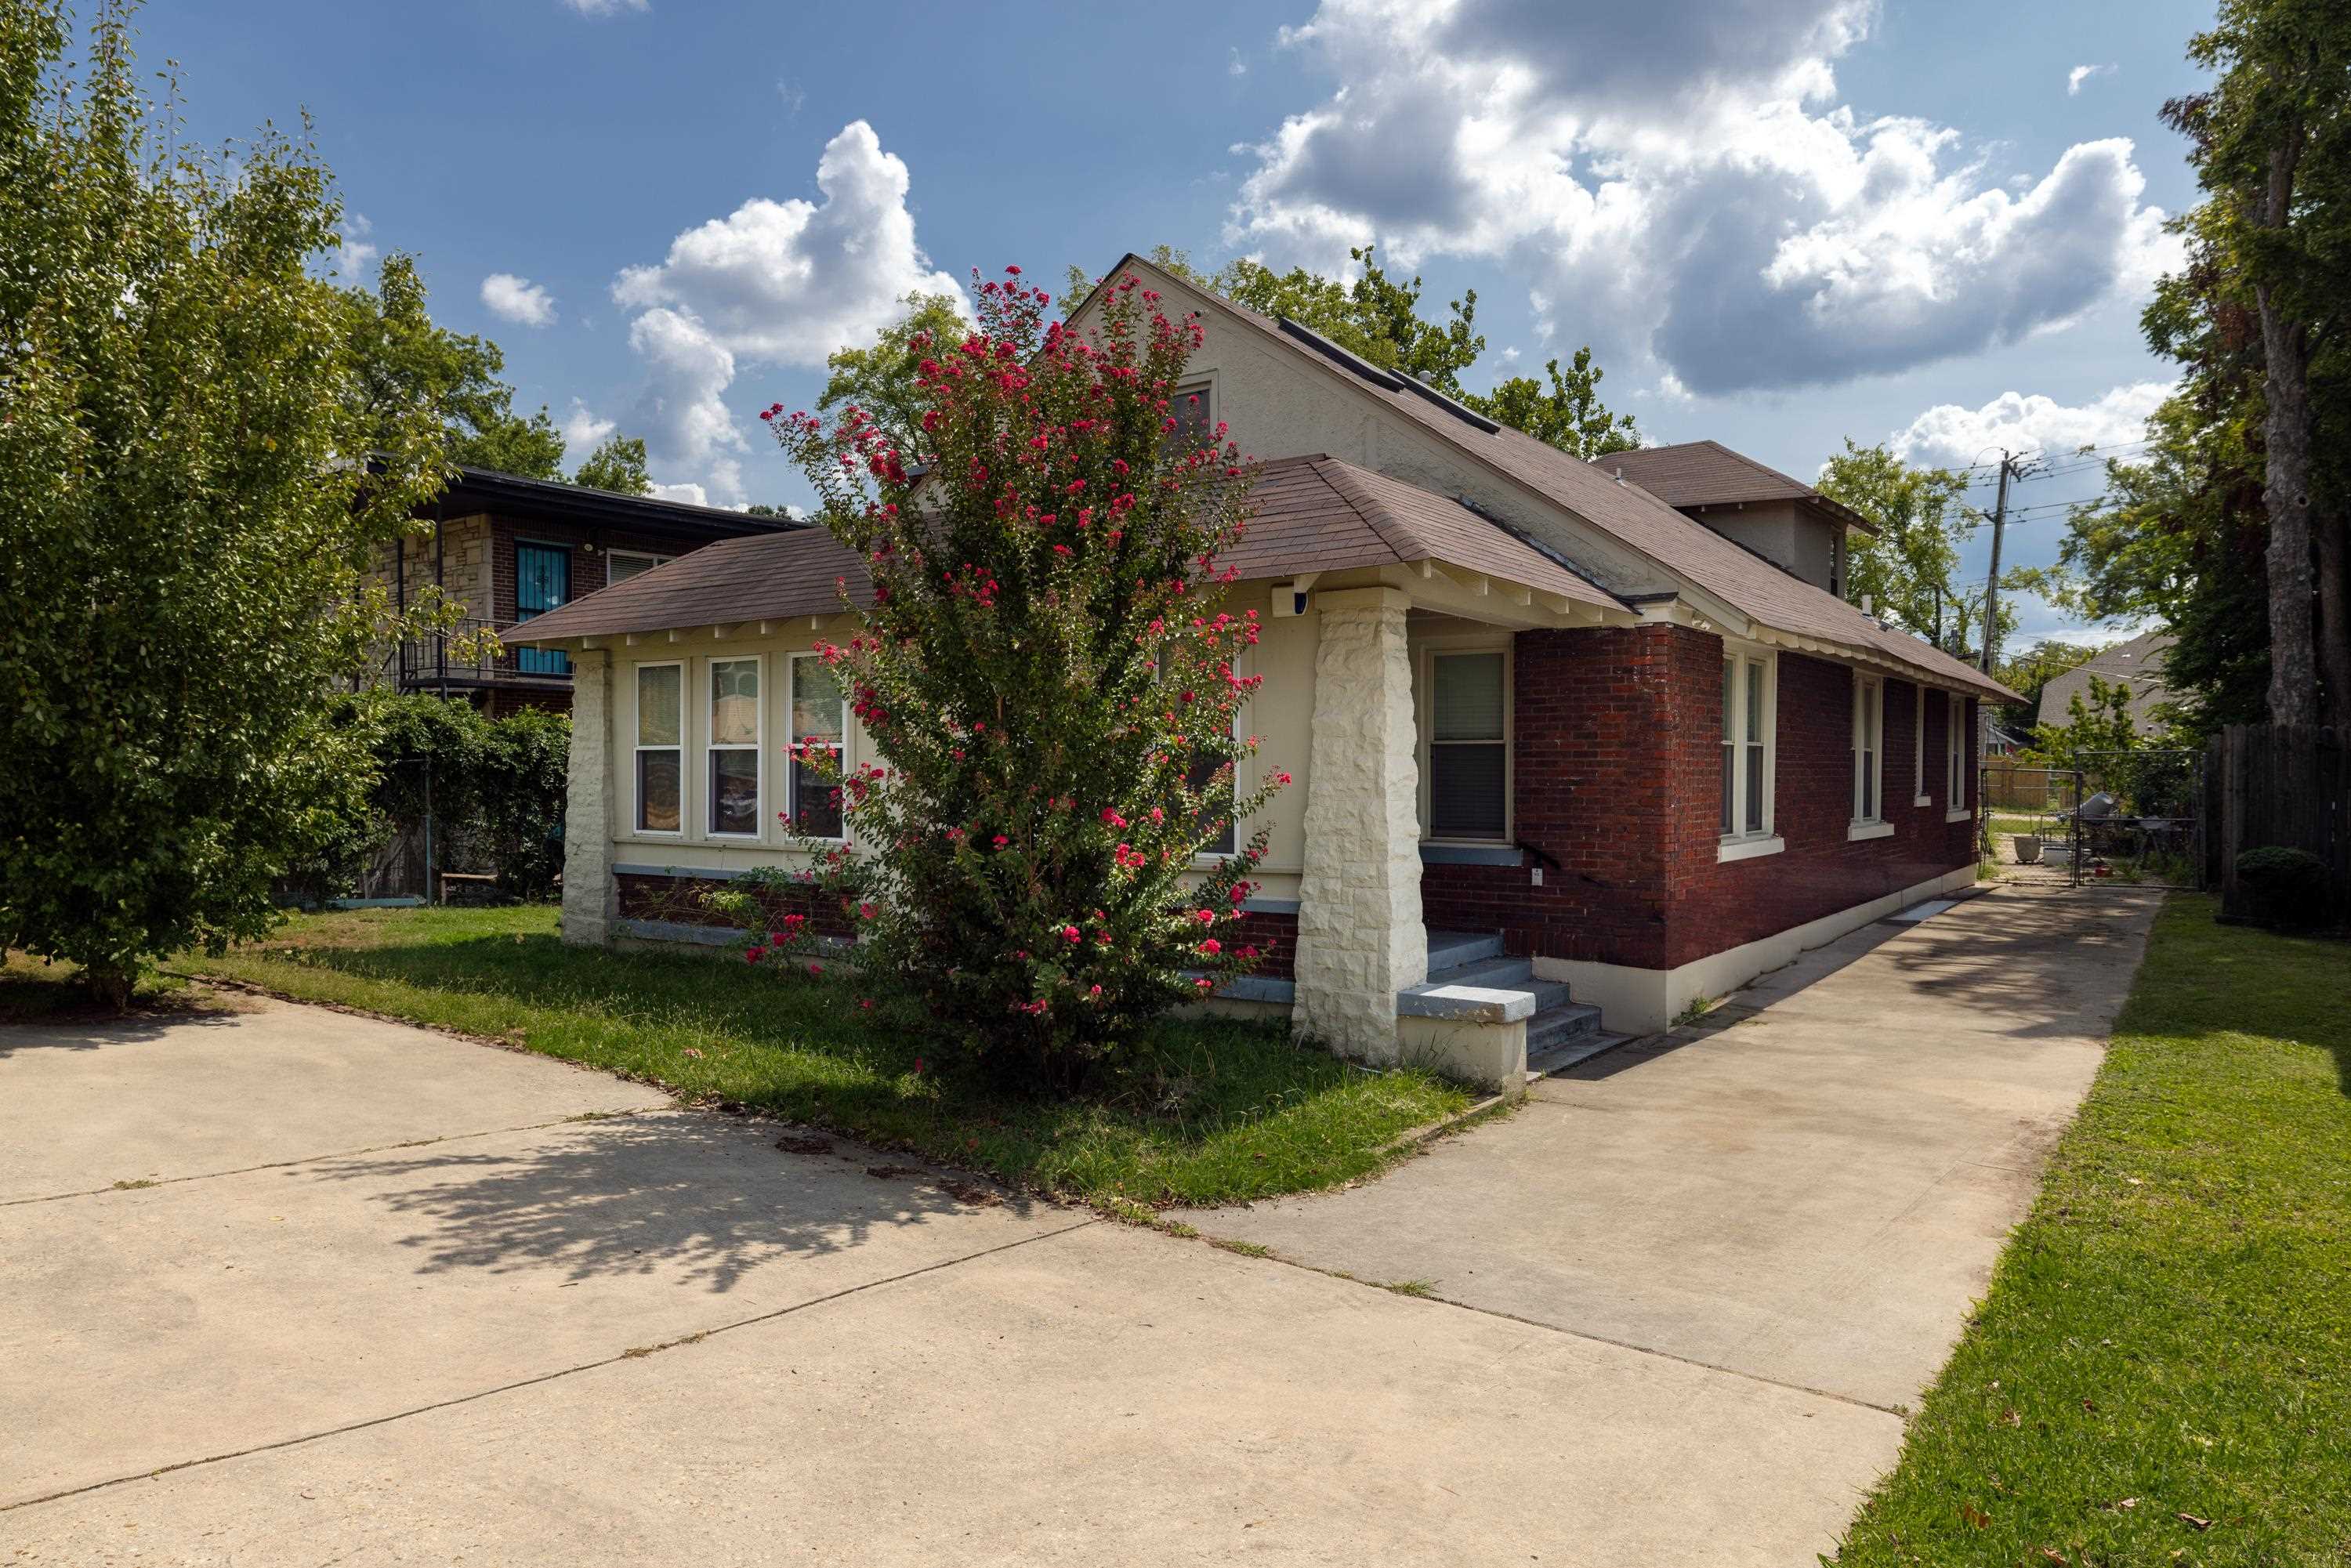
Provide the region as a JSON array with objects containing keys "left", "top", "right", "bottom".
[
  {"left": 561, "top": 646, "right": 617, "bottom": 947},
  {"left": 1293, "top": 586, "right": 1426, "bottom": 1059}
]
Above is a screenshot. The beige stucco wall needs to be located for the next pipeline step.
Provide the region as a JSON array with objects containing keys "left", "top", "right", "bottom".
[{"left": 1688, "top": 500, "right": 1841, "bottom": 593}]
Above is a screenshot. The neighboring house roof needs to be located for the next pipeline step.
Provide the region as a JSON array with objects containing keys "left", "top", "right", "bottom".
[
  {"left": 1601, "top": 440, "right": 1875, "bottom": 535},
  {"left": 429, "top": 466, "right": 796, "bottom": 544},
  {"left": 1082, "top": 256, "right": 2016, "bottom": 704},
  {"left": 2035, "top": 631, "right": 2176, "bottom": 730},
  {"left": 513, "top": 454, "right": 1633, "bottom": 646}
]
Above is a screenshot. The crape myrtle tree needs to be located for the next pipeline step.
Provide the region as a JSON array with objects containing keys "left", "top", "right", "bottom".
[{"left": 744, "top": 267, "right": 1284, "bottom": 1084}]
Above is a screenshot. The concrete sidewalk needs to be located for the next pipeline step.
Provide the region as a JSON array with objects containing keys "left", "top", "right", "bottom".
[
  {"left": 1176, "top": 885, "right": 2162, "bottom": 1414},
  {"left": 0, "top": 994, "right": 1895, "bottom": 1566},
  {"left": 0, "top": 891, "right": 2152, "bottom": 1565}
]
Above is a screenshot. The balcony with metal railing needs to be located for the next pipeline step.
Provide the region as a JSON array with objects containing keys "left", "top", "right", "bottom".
[{"left": 396, "top": 617, "right": 572, "bottom": 690}]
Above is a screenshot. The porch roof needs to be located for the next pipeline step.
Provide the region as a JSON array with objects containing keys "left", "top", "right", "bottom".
[{"left": 509, "top": 454, "right": 1628, "bottom": 646}]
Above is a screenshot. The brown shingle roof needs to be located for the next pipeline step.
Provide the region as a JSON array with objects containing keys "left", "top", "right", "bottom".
[
  {"left": 2034, "top": 631, "right": 2175, "bottom": 730},
  {"left": 1096, "top": 257, "right": 2015, "bottom": 704},
  {"left": 1604, "top": 441, "right": 1808, "bottom": 509},
  {"left": 513, "top": 454, "right": 1625, "bottom": 645}
]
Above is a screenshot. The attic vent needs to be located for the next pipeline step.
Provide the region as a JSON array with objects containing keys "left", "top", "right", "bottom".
[
  {"left": 1277, "top": 316, "right": 1405, "bottom": 391},
  {"left": 1397, "top": 371, "right": 1502, "bottom": 434}
]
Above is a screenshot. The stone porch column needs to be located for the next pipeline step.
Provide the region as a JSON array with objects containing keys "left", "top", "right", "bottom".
[
  {"left": 1293, "top": 586, "right": 1427, "bottom": 1059},
  {"left": 560, "top": 646, "right": 618, "bottom": 947}
]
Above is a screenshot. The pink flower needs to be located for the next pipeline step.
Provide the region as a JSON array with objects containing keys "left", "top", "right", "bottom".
[
  {"left": 1197, "top": 938, "right": 1222, "bottom": 956},
  {"left": 1101, "top": 807, "right": 1128, "bottom": 827},
  {"left": 1062, "top": 924, "right": 1081, "bottom": 943},
  {"left": 1276, "top": 772, "right": 1293, "bottom": 786},
  {"left": 1194, "top": 978, "right": 1214, "bottom": 991},
  {"left": 1195, "top": 908, "right": 1216, "bottom": 925},
  {"left": 858, "top": 998, "right": 875, "bottom": 1011},
  {"left": 859, "top": 902, "right": 878, "bottom": 921},
  {"left": 1148, "top": 806, "right": 1165, "bottom": 824},
  {"left": 744, "top": 946, "right": 764, "bottom": 964},
  {"left": 807, "top": 961, "right": 824, "bottom": 977},
  {"left": 1089, "top": 983, "right": 1103, "bottom": 997}
]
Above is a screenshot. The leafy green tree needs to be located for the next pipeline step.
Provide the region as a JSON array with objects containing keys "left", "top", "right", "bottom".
[
  {"left": 754, "top": 266, "right": 1281, "bottom": 1082},
  {"left": 571, "top": 434, "right": 653, "bottom": 495},
  {"left": 817, "top": 290, "right": 969, "bottom": 457},
  {"left": 0, "top": 0, "right": 444, "bottom": 1003},
  {"left": 1998, "top": 639, "right": 2102, "bottom": 715},
  {"left": 2165, "top": 0, "right": 2351, "bottom": 726},
  {"left": 341, "top": 252, "right": 566, "bottom": 480},
  {"left": 1817, "top": 441, "right": 1984, "bottom": 644},
  {"left": 1470, "top": 348, "right": 1641, "bottom": 460}
]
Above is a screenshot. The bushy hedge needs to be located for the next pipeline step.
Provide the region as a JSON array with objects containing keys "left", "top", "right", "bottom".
[
  {"left": 288, "top": 693, "right": 569, "bottom": 902},
  {"left": 2234, "top": 846, "right": 2331, "bottom": 929}
]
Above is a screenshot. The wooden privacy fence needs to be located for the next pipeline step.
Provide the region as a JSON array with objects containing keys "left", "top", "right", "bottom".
[{"left": 2206, "top": 724, "right": 2350, "bottom": 923}]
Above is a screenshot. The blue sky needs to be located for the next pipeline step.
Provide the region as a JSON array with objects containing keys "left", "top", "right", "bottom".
[{"left": 152, "top": 0, "right": 2216, "bottom": 646}]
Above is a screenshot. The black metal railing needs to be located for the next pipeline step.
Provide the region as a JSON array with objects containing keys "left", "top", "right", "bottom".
[{"left": 397, "top": 617, "right": 571, "bottom": 688}]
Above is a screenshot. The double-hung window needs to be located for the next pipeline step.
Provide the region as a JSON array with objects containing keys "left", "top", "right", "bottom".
[
  {"left": 1163, "top": 380, "right": 1215, "bottom": 458},
  {"left": 634, "top": 662, "right": 683, "bottom": 835},
  {"left": 1426, "top": 650, "right": 1508, "bottom": 841},
  {"left": 607, "top": 549, "right": 673, "bottom": 586},
  {"left": 787, "top": 653, "right": 846, "bottom": 839},
  {"left": 1718, "top": 646, "right": 1777, "bottom": 858},
  {"left": 1946, "top": 693, "right": 1968, "bottom": 817},
  {"left": 707, "top": 657, "right": 761, "bottom": 837},
  {"left": 1850, "top": 673, "right": 1887, "bottom": 835},
  {"left": 1912, "top": 684, "right": 1931, "bottom": 806}
]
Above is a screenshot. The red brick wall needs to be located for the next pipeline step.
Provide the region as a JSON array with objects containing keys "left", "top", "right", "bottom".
[
  {"left": 616, "top": 872, "right": 860, "bottom": 939},
  {"left": 1419, "top": 623, "right": 1977, "bottom": 973},
  {"left": 1232, "top": 907, "right": 1298, "bottom": 980},
  {"left": 489, "top": 517, "right": 690, "bottom": 628}
]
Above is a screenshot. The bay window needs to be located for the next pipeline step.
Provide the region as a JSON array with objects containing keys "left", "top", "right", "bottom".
[
  {"left": 1718, "top": 645, "right": 1777, "bottom": 859},
  {"left": 707, "top": 657, "right": 761, "bottom": 837},
  {"left": 634, "top": 662, "right": 683, "bottom": 835},
  {"left": 1426, "top": 650, "right": 1508, "bottom": 841},
  {"left": 788, "top": 653, "right": 846, "bottom": 839}
]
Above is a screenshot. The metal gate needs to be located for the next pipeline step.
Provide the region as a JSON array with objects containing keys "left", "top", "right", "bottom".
[{"left": 1979, "top": 749, "right": 2206, "bottom": 891}]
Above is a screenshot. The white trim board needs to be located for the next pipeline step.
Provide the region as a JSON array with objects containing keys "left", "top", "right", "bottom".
[{"left": 1528, "top": 865, "right": 1980, "bottom": 1035}]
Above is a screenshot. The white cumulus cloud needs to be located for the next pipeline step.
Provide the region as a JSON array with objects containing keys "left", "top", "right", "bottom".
[
  {"left": 563, "top": 0, "right": 647, "bottom": 15},
  {"left": 335, "top": 212, "right": 376, "bottom": 278},
  {"left": 1889, "top": 381, "right": 2175, "bottom": 465},
  {"left": 2067, "top": 63, "right": 2114, "bottom": 96},
  {"left": 560, "top": 399, "right": 615, "bottom": 456},
  {"left": 614, "top": 121, "right": 961, "bottom": 366},
  {"left": 1228, "top": 0, "right": 2173, "bottom": 394},
  {"left": 607, "top": 121, "right": 962, "bottom": 505},
  {"left": 480, "top": 272, "right": 556, "bottom": 328}
]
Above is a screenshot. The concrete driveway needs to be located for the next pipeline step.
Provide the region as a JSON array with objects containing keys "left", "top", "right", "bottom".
[
  {"left": 0, "top": 887, "right": 2151, "bottom": 1566},
  {"left": 1177, "top": 885, "right": 2162, "bottom": 1414}
]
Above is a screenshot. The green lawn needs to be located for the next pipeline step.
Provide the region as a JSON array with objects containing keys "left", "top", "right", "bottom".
[
  {"left": 140, "top": 905, "right": 1471, "bottom": 1208},
  {"left": 1832, "top": 896, "right": 2351, "bottom": 1566}
]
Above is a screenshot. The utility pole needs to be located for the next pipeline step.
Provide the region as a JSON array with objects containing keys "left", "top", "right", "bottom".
[{"left": 1980, "top": 451, "right": 2013, "bottom": 676}]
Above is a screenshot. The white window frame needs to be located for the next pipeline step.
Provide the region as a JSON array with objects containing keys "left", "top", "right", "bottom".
[
  {"left": 1912, "top": 683, "right": 1932, "bottom": 807},
  {"left": 632, "top": 660, "right": 686, "bottom": 838},
  {"left": 1189, "top": 645, "right": 1248, "bottom": 867},
  {"left": 1165, "top": 378, "right": 1215, "bottom": 454},
  {"left": 607, "top": 549, "right": 673, "bottom": 586},
  {"left": 1849, "top": 672, "right": 1891, "bottom": 839},
  {"left": 785, "top": 650, "right": 849, "bottom": 844},
  {"left": 1717, "top": 640, "right": 1781, "bottom": 863},
  {"left": 705, "top": 655, "right": 763, "bottom": 840},
  {"left": 1946, "top": 693, "right": 1972, "bottom": 822},
  {"left": 1417, "top": 639, "right": 1512, "bottom": 845}
]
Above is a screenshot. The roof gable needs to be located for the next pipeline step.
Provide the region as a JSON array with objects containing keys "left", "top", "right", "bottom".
[{"left": 1076, "top": 252, "right": 2014, "bottom": 703}]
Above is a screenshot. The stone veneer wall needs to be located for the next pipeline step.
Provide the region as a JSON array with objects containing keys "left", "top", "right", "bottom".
[
  {"left": 560, "top": 646, "right": 616, "bottom": 947},
  {"left": 1291, "top": 588, "right": 1427, "bottom": 1058},
  {"left": 1418, "top": 622, "right": 1978, "bottom": 972}
]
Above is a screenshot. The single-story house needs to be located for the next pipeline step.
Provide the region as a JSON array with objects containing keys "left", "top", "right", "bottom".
[
  {"left": 2034, "top": 629, "right": 2176, "bottom": 734},
  {"left": 371, "top": 467, "right": 791, "bottom": 715},
  {"left": 513, "top": 254, "right": 2021, "bottom": 1081}
]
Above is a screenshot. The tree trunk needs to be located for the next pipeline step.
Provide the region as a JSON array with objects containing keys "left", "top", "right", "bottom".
[
  {"left": 83, "top": 964, "right": 136, "bottom": 1012},
  {"left": 2257, "top": 135, "right": 2320, "bottom": 728}
]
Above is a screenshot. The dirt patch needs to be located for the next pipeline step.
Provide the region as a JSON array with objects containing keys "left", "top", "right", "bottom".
[
  {"left": 864, "top": 1164, "right": 929, "bottom": 1181},
  {"left": 773, "top": 1133, "right": 834, "bottom": 1157}
]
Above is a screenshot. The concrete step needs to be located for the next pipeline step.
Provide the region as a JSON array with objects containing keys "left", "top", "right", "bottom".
[
  {"left": 1526, "top": 1002, "right": 1604, "bottom": 1052},
  {"left": 1429, "top": 958, "right": 1578, "bottom": 1014},
  {"left": 1526, "top": 1030, "right": 1635, "bottom": 1079},
  {"left": 1424, "top": 929, "right": 1505, "bottom": 972}
]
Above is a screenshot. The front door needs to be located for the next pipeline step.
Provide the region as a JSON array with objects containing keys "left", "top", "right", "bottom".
[{"left": 515, "top": 543, "right": 571, "bottom": 675}]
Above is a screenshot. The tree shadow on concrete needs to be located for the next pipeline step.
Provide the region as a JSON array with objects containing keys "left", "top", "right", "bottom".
[
  {"left": 0, "top": 1000, "right": 250, "bottom": 1059},
  {"left": 304, "top": 1110, "right": 1047, "bottom": 1293}
]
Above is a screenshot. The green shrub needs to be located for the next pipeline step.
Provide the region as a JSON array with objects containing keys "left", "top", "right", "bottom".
[{"left": 2234, "top": 845, "right": 2331, "bottom": 929}]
